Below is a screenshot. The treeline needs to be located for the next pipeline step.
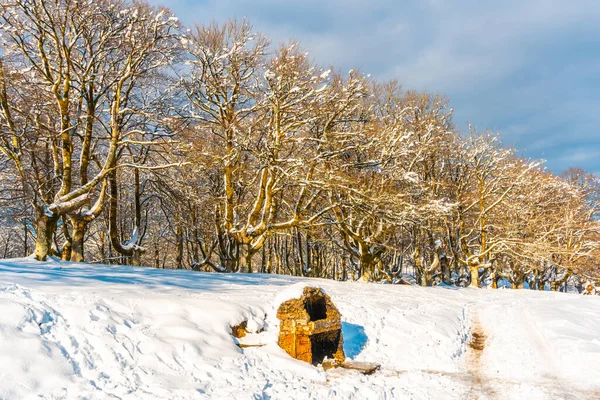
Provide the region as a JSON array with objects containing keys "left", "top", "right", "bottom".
[{"left": 0, "top": 0, "right": 598, "bottom": 290}]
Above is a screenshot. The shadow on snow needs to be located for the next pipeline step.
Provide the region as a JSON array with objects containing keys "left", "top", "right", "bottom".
[
  {"left": 342, "top": 321, "right": 368, "bottom": 359},
  {"left": 0, "top": 258, "right": 295, "bottom": 292}
]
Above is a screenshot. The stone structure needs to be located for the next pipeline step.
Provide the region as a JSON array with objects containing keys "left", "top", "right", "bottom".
[
  {"left": 231, "top": 321, "right": 247, "bottom": 338},
  {"left": 276, "top": 287, "right": 345, "bottom": 366}
]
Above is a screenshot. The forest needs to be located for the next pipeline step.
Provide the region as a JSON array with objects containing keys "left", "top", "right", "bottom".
[{"left": 0, "top": 0, "right": 599, "bottom": 290}]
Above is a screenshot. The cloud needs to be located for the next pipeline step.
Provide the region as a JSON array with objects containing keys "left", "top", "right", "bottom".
[{"left": 150, "top": 0, "right": 600, "bottom": 175}]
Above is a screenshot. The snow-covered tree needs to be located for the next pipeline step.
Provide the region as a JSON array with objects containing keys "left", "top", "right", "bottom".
[{"left": 0, "top": 0, "right": 180, "bottom": 260}]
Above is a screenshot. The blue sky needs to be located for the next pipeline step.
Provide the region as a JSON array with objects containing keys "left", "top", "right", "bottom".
[{"left": 151, "top": 0, "right": 600, "bottom": 175}]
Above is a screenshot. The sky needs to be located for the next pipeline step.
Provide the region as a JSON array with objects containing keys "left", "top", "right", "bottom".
[{"left": 150, "top": 0, "right": 600, "bottom": 176}]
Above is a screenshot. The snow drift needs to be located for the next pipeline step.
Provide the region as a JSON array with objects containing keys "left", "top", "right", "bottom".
[{"left": 0, "top": 258, "right": 599, "bottom": 399}]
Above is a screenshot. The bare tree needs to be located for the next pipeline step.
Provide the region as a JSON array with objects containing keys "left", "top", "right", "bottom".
[{"left": 0, "top": 0, "right": 180, "bottom": 260}]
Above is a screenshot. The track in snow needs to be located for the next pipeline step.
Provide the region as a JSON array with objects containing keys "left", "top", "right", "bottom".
[
  {"left": 1, "top": 258, "right": 599, "bottom": 399},
  {"left": 463, "top": 307, "right": 600, "bottom": 400}
]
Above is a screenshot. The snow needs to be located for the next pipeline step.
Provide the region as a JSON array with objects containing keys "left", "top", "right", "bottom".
[
  {"left": 0, "top": 258, "right": 599, "bottom": 399},
  {"left": 271, "top": 281, "right": 314, "bottom": 309},
  {"left": 320, "top": 69, "right": 331, "bottom": 80},
  {"left": 121, "top": 226, "right": 143, "bottom": 251}
]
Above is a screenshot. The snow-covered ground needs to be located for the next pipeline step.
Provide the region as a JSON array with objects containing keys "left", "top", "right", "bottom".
[{"left": 0, "top": 258, "right": 598, "bottom": 400}]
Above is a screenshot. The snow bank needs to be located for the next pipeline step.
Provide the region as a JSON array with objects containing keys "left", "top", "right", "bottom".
[
  {"left": 0, "top": 258, "right": 598, "bottom": 399},
  {"left": 478, "top": 291, "right": 600, "bottom": 399},
  {"left": 271, "top": 281, "right": 315, "bottom": 310}
]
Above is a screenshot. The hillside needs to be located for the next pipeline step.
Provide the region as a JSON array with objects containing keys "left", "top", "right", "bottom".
[{"left": 0, "top": 258, "right": 599, "bottom": 399}]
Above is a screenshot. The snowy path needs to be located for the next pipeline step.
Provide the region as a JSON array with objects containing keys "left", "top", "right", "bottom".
[
  {"left": 0, "top": 258, "right": 599, "bottom": 399},
  {"left": 475, "top": 297, "right": 600, "bottom": 400}
]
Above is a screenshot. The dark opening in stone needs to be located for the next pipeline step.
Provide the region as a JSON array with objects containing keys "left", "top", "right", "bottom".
[
  {"left": 310, "top": 329, "right": 342, "bottom": 365},
  {"left": 276, "top": 286, "right": 345, "bottom": 366},
  {"left": 305, "top": 295, "right": 327, "bottom": 321}
]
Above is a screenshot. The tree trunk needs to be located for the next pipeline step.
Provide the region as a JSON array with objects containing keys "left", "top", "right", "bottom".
[
  {"left": 260, "top": 244, "right": 266, "bottom": 273},
  {"left": 530, "top": 269, "right": 539, "bottom": 290},
  {"left": 34, "top": 209, "right": 58, "bottom": 261},
  {"left": 515, "top": 281, "right": 524, "bottom": 289},
  {"left": 2, "top": 235, "right": 10, "bottom": 258},
  {"left": 490, "top": 271, "right": 498, "bottom": 289},
  {"left": 245, "top": 243, "right": 253, "bottom": 273},
  {"left": 441, "top": 256, "right": 452, "bottom": 285},
  {"left": 109, "top": 169, "right": 141, "bottom": 264},
  {"left": 424, "top": 252, "right": 440, "bottom": 287},
  {"left": 132, "top": 250, "right": 141, "bottom": 267},
  {"left": 469, "top": 265, "right": 479, "bottom": 288},
  {"left": 421, "top": 269, "right": 434, "bottom": 287},
  {"left": 550, "top": 269, "right": 572, "bottom": 292},
  {"left": 23, "top": 215, "right": 29, "bottom": 257},
  {"left": 99, "top": 231, "right": 106, "bottom": 263},
  {"left": 70, "top": 217, "right": 86, "bottom": 262},
  {"left": 175, "top": 224, "right": 183, "bottom": 269},
  {"left": 231, "top": 240, "right": 240, "bottom": 272},
  {"left": 360, "top": 252, "right": 374, "bottom": 282}
]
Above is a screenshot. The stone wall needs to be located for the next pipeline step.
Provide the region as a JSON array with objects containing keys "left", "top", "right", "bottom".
[{"left": 276, "top": 287, "right": 345, "bottom": 365}]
